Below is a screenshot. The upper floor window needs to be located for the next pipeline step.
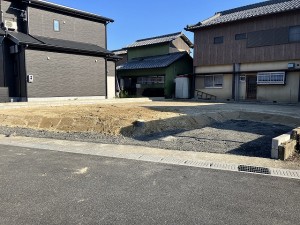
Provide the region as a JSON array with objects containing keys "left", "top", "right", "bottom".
[
  {"left": 214, "top": 36, "right": 224, "bottom": 44},
  {"left": 204, "top": 74, "right": 223, "bottom": 88},
  {"left": 289, "top": 26, "right": 300, "bottom": 42},
  {"left": 235, "top": 33, "right": 247, "bottom": 40},
  {"left": 53, "top": 20, "right": 60, "bottom": 32}
]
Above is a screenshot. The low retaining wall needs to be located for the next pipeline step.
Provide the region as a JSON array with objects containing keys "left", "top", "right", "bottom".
[{"left": 272, "top": 127, "right": 300, "bottom": 160}]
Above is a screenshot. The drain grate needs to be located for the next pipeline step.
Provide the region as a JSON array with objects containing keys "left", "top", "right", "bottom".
[{"left": 238, "top": 165, "right": 270, "bottom": 174}]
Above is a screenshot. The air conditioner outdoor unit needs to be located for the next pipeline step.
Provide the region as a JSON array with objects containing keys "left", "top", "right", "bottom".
[{"left": 4, "top": 20, "right": 18, "bottom": 31}]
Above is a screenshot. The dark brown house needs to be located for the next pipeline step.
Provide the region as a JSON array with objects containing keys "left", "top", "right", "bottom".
[
  {"left": 186, "top": 0, "right": 300, "bottom": 103},
  {"left": 0, "top": 0, "right": 117, "bottom": 102}
]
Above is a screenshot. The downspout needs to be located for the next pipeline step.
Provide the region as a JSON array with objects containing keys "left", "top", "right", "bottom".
[
  {"left": 232, "top": 64, "right": 235, "bottom": 100},
  {"left": 104, "top": 21, "right": 112, "bottom": 99},
  {"left": 0, "top": 36, "right": 5, "bottom": 87},
  {"left": 232, "top": 63, "right": 240, "bottom": 101},
  {"left": 192, "top": 63, "right": 196, "bottom": 99},
  {"left": 0, "top": 0, "right": 3, "bottom": 27},
  {"left": 298, "top": 76, "right": 300, "bottom": 102},
  {"left": 104, "top": 22, "right": 108, "bottom": 99}
]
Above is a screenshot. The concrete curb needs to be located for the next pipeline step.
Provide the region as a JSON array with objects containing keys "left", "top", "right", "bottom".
[{"left": 0, "top": 135, "right": 299, "bottom": 180}]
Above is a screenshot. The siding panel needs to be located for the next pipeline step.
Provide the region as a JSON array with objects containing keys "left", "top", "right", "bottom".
[
  {"left": 194, "top": 12, "right": 300, "bottom": 66},
  {"left": 28, "top": 7, "right": 106, "bottom": 47},
  {"left": 25, "top": 50, "right": 106, "bottom": 98}
]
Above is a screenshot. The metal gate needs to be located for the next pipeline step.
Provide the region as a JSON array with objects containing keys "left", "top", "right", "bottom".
[{"left": 246, "top": 75, "right": 257, "bottom": 100}]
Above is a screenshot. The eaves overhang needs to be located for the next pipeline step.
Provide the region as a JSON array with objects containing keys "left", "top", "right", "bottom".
[{"left": 22, "top": 0, "right": 114, "bottom": 24}]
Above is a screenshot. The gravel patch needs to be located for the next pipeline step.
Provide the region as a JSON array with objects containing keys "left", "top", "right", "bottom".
[{"left": 0, "top": 120, "right": 293, "bottom": 158}]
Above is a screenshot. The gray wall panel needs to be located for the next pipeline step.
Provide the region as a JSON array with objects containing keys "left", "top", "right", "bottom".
[
  {"left": 0, "top": 87, "right": 9, "bottom": 102},
  {"left": 28, "top": 7, "right": 106, "bottom": 47},
  {"left": 107, "top": 61, "right": 115, "bottom": 78},
  {"left": 25, "top": 49, "right": 106, "bottom": 98}
]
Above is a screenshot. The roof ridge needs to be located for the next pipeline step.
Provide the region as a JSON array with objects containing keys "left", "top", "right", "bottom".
[
  {"left": 23, "top": 0, "right": 114, "bottom": 23},
  {"left": 136, "top": 32, "right": 182, "bottom": 42},
  {"left": 219, "top": 0, "right": 294, "bottom": 15},
  {"left": 186, "top": 0, "right": 299, "bottom": 30}
]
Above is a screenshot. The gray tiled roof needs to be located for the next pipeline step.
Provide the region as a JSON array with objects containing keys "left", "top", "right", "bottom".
[
  {"left": 117, "top": 52, "right": 189, "bottom": 70},
  {"left": 7, "top": 31, "right": 43, "bottom": 45},
  {"left": 126, "top": 32, "right": 193, "bottom": 48},
  {"left": 34, "top": 35, "right": 111, "bottom": 54},
  {"left": 112, "top": 49, "right": 127, "bottom": 55},
  {"left": 187, "top": 0, "right": 300, "bottom": 30},
  {"left": 6, "top": 32, "right": 112, "bottom": 56}
]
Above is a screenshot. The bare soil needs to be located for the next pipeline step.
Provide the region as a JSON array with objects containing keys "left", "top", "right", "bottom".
[
  {"left": 0, "top": 101, "right": 299, "bottom": 160},
  {"left": 0, "top": 102, "right": 182, "bottom": 135}
]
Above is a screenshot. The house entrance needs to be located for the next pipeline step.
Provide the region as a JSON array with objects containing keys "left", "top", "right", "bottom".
[{"left": 246, "top": 75, "right": 257, "bottom": 100}]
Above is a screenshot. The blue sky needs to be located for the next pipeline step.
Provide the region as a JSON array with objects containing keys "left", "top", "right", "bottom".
[{"left": 48, "top": 0, "right": 263, "bottom": 50}]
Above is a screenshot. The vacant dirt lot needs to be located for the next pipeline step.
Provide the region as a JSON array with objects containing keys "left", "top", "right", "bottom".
[
  {"left": 0, "top": 100, "right": 299, "bottom": 160},
  {"left": 0, "top": 101, "right": 299, "bottom": 135},
  {"left": 0, "top": 102, "right": 182, "bottom": 135}
]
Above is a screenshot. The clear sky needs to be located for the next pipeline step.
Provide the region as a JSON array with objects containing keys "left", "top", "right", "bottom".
[{"left": 48, "top": 0, "right": 263, "bottom": 51}]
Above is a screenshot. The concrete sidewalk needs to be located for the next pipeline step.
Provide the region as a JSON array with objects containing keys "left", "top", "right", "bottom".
[{"left": 0, "top": 135, "right": 299, "bottom": 179}]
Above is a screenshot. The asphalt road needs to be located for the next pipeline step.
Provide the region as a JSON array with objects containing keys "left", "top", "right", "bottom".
[{"left": 0, "top": 144, "right": 299, "bottom": 225}]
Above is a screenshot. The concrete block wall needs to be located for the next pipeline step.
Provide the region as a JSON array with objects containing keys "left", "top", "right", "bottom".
[
  {"left": 272, "top": 127, "right": 300, "bottom": 160},
  {"left": 278, "top": 140, "right": 297, "bottom": 161},
  {"left": 271, "top": 133, "right": 291, "bottom": 159},
  {"left": 291, "top": 128, "right": 300, "bottom": 151}
]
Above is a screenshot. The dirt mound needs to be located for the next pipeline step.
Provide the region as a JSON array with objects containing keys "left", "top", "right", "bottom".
[
  {"left": 0, "top": 103, "right": 180, "bottom": 135},
  {"left": 0, "top": 101, "right": 299, "bottom": 137}
]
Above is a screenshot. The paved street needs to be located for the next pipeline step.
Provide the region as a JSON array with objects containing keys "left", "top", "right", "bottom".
[{"left": 0, "top": 144, "right": 300, "bottom": 225}]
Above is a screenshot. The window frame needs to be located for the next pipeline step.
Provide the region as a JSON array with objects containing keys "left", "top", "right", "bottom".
[
  {"left": 257, "top": 72, "right": 286, "bottom": 85},
  {"left": 235, "top": 33, "right": 247, "bottom": 40},
  {"left": 289, "top": 25, "right": 300, "bottom": 43},
  {"left": 213, "top": 36, "right": 224, "bottom": 44},
  {"left": 53, "top": 19, "right": 60, "bottom": 32},
  {"left": 137, "top": 76, "right": 165, "bottom": 85},
  {"left": 204, "top": 74, "right": 223, "bottom": 88}
]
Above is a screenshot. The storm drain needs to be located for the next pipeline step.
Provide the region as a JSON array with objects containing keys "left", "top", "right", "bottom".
[{"left": 238, "top": 165, "right": 270, "bottom": 174}]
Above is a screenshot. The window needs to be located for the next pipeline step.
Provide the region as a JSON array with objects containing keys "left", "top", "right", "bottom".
[
  {"left": 214, "top": 36, "right": 224, "bottom": 44},
  {"left": 247, "top": 27, "right": 289, "bottom": 48},
  {"left": 257, "top": 72, "right": 285, "bottom": 85},
  {"left": 289, "top": 26, "right": 300, "bottom": 42},
  {"left": 235, "top": 33, "right": 247, "bottom": 40},
  {"left": 53, "top": 20, "right": 60, "bottom": 32},
  {"left": 137, "top": 76, "right": 165, "bottom": 85},
  {"left": 204, "top": 75, "right": 223, "bottom": 88}
]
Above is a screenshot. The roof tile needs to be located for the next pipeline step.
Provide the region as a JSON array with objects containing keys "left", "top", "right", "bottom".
[
  {"left": 6, "top": 32, "right": 112, "bottom": 55},
  {"left": 187, "top": 0, "right": 300, "bottom": 30},
  {"left": 117, "top": 52, "right": 189, "bottom": 70},
  {"left": 126, "top": 32, "right": 193, "bottom": 48}
]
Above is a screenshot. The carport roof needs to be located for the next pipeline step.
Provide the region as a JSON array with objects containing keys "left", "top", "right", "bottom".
[
  {"left": 117, "top": 52, "right": 189, "bottom": 70},
  {"left": 6, "top": 31, "right": 113, "bottom": 56}
]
